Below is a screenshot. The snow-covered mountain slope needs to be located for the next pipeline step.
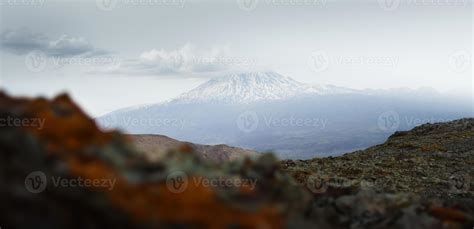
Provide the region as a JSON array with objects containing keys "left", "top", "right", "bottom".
[{"left": 170, "top": 71, "right": 349, "bottom": 104}]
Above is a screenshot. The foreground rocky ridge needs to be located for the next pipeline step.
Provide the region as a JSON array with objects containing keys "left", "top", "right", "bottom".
[
  {"left": 1, "top": 92, "right": 473, "bottom": 228},
  {"left": 0, "top": 92, "right": 310, "bottom": 228},
  {"left": 283, "top": 118, "right": 474, "bottom": 227}
]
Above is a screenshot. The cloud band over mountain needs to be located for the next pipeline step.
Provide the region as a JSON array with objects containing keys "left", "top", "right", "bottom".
[
  {"left": 0, "top": 28, "right": 109, "bottom": 57},
  {"left": 94, "top": 43, "right": 256, "bottom": 77}
]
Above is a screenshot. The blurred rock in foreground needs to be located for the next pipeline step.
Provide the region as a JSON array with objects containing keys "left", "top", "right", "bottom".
[{"left": 0, "top": 91, "right": 473, "bottom": 228}]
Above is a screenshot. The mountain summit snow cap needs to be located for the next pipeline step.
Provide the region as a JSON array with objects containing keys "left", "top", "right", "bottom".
[{"left": 172, "top": 71, "right": 321, "bottom": 104}]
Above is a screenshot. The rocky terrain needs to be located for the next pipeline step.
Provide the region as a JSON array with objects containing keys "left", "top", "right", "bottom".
[
  {"left": 283, "top": 118, "right": 474, "bottom": 227},
  {"left": 128, "top": 134, "right": 256, "bottom": 163},
  {"left": 283, "top": 118, "right": 473, "bottom": 199},
  {"left": 1, "top": 91, "right": 473, "bottom": 228}
]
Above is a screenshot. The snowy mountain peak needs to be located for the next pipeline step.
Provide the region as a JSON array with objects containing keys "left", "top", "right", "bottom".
[
  {"left": 209, "top": 71, "right": 300, "bottom": 86},
  {"left": 172, "top": 72, "right": 314, "bottom": 104}
]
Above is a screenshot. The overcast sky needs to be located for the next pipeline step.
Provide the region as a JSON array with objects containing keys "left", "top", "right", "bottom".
[{"left": 0, "top": 0, "right": 472, "bottom": 116}]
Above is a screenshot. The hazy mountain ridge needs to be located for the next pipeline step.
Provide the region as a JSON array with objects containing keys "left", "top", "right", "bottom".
[
  {"left": 98, "top": 71, "right": 473, "bottom": 158},
  {"left": 128, "top": 134, "right": 256, "bottom": 163}
]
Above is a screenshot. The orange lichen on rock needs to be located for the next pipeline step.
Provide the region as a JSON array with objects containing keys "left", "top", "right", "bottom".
[
  {"left": 429, "top": 206, "right": 467, "bottom": 223},
  {"left": 0, "top": 92, "right": 115, "bottom": 153},
  {"left": 66, "top": 154, "right": 283, "bottom": 228}
]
